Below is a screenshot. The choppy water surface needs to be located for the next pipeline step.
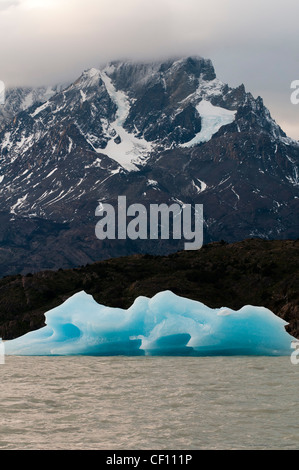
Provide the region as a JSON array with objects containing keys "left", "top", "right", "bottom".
[{"left": 0, "top": 356, "right": 298, "bottom": 450}]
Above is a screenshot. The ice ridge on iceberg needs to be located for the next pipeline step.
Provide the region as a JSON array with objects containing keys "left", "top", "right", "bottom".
[{"left": 4, "top": 291, "right": 296, "bottom": 356}]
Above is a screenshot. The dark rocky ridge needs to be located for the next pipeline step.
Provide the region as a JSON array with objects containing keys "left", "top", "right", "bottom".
[{"left": 0, "top": 239, "right": 298, "bottom": 341}]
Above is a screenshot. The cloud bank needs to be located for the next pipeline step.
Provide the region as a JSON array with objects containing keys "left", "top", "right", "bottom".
[{"left": 0, "top": 0, "right": 298, "bottom": 138}]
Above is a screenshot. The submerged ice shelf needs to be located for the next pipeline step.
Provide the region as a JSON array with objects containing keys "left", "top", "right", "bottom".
[{"left": 5, "top": 291, "right": 295, "bottom": 356}]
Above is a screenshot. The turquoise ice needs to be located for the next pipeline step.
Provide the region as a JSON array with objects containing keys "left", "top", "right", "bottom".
[{"left": 4, "top": 290, "right": 296, "bottom": 356}]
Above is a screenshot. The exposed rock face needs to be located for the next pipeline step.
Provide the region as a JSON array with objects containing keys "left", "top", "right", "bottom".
[{"left": 0, "top": 56, "right": 297, "bottom": 276}]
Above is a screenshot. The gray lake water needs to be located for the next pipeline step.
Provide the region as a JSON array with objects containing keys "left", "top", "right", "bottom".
[{"left": 0, "top": 355, "right": 298, "bottom": 450}]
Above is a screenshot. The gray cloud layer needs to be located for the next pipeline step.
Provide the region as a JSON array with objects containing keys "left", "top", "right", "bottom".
[
  {"left": 0, "top": 0, "right": 20, "bottom": 10},
  {"left": 0, "top": 0, "right": 298, "bottom": 138}
]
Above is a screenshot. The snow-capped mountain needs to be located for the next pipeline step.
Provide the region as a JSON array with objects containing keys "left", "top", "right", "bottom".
[
  {"left": 0, "top": 56, "right": 298, "bottom": 275},
  {"left": 0, "top": 84, "right": 65, "bottom": 130}
]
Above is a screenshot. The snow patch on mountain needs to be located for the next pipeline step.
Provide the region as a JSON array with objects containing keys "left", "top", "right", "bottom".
[
  {"left": 182, "top": 100, "right": 236, "bottom": 147},
  {"left": 192, "top": 178, "right": 207, "bottom": 193},
  {"left": 99, "top": 69, "right": 153, "bottom": 171},
  {"left": 30, "top": 101, "right": 50, "bottom": 118},
  {"left": 10, "top": 194, "right": 28, "bottom": 214}
]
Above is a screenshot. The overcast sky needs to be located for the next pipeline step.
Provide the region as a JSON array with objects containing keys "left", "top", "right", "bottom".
[{"left": 0, "top": 0, "right": 298, "bottom": 138}]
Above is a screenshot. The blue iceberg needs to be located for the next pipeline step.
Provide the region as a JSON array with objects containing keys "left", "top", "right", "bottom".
[{"left": 4, "top": 290, "right": 296, "bottom": 356}]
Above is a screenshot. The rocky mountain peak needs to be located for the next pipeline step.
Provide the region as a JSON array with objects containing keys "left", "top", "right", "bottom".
[{"left": 0, "top": 55, "right": 297, "bottom": 276}]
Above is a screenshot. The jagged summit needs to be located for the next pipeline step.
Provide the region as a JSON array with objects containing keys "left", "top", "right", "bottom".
[
  {"left": 103, "top": 55, "right": 216, "bottom": 89},
  {"left": 0, "top": 55, "right": 297, "bottom": 275}
]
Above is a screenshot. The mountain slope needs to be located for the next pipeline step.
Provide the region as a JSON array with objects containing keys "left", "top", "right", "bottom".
[{"left": 0, "top": 56, "right": 298, "bottom": 275}]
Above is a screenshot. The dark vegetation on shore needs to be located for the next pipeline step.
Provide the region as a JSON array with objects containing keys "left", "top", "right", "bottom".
[{"left": 0, "top": 238, "right": 298, "bottom": 340}]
